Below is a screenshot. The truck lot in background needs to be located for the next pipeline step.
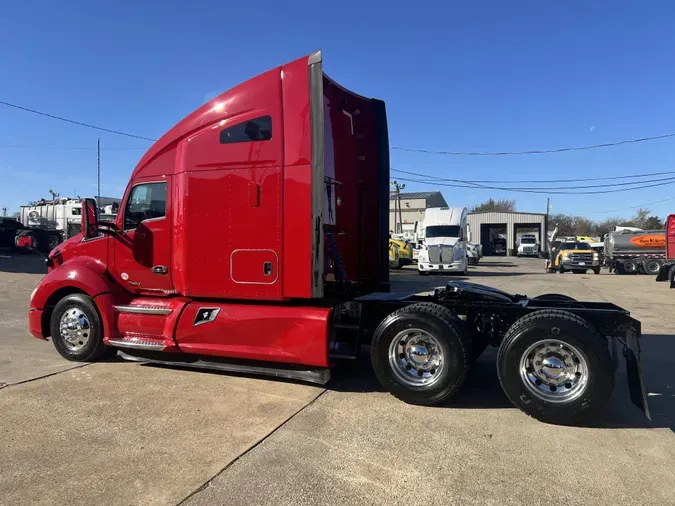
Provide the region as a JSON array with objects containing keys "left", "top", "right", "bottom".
[{"left": 0, "top": 252, "right": 673, "bottom": 506}]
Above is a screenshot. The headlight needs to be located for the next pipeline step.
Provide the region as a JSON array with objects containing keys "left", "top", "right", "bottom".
[{"left": 593, "top": 253, "right": 599, "bottom": 260}]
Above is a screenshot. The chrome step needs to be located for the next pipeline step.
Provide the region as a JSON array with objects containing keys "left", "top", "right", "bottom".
[
  {"left": 117, "top": 351, "right": 331, "bottom": 385},
  {"left": 108, "top": 337, "right": 168, "bottom": 351},
  {"left": 114, "top": 305, "right": 172, "bottom": 316}
]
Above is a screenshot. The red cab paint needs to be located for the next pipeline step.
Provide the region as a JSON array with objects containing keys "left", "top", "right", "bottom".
[{"left": 28, "top": 51, "right": 390, "bottom": 371}]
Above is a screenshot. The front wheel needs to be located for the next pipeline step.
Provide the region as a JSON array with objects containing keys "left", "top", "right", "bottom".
[
  {"left": 371, "top": 302, "right": 471, "bottom": 406},
  {"left": 593, "top": 267, "right": 601, "bottom": 275},
  {"left": 497, "top": 309, "right": 614, "bottom": 424},
  {"left": 46, "top": 234, "right": 61, "bottom": 252},
  {"left": 50, "top": 294, "right": 108, "bottom": 362},
  {"left": 418, "top": 270, "right": 429, "bottom": 276}
]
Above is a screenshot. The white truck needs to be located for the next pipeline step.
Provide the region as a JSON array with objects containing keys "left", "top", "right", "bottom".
[
  {"left": 516, "top": 233, "right": 539, "bottom": 257},
  {"left": 417, "top": 207, "right": 468, "bottom": 275}
]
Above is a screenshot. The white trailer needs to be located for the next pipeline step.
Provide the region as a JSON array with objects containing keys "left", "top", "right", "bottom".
[{"left": 20, "top": 199, "right": 83, "bottom": 239}]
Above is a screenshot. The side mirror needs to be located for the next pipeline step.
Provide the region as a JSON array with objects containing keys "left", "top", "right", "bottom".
[
  {"left": 82, "top": 198, "right": 99, "bottom": 239},
  {"left": 15, "top": 233, "right": 35, "bottom": 249}
]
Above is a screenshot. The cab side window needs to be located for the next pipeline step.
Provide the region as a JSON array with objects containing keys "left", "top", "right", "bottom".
[
  {"left": 219, "top": 116, "right": 272, "bottom": 144},
  {"left": 124, "top": 182, "right": 167, "bottom": 231}
]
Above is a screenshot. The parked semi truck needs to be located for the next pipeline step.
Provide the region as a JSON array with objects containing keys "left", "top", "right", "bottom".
[
  {"left": 18, "top": 52, "right": 649, "bottom": 424},
  {"left": 604, "top": 229, "right": 665, "bottom": 275},
  {"left": 417, "top": 207, "right": 469, "bottom": 275}
]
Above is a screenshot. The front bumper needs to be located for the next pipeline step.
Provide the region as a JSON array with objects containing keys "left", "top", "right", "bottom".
[
  {"left": 28, "top": 308, "right": 46, "bottom": 339},
  {"left": 561, "top": 260, "right": 600, "bottom": 269},
  {"left": 418, "top": 261, "right": 465, "bottom": 272}
]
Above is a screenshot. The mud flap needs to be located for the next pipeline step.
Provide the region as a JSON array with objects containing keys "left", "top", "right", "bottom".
[{"left": 623, "top": 331, "right": 651, "bottom": 420}]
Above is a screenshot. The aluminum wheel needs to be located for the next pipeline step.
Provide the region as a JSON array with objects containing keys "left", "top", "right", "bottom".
[
  {"left": 388, "top": 328, "right": 445, "bottom": 387},
  {"left": 519, "top": 339, "right": 589, "bottom": 403},
  {"left": 58, "top": 307, "right": 91, "bottom": 352}
]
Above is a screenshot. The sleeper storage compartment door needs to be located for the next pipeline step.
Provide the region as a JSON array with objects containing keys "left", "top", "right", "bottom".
[{"left": 231, "top": 249, "right": 278, "bottom": 284}]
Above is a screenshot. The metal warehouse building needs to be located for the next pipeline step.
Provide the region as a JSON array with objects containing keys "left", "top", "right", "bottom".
[{"left": 467, "top": 211, "right": 548, "bottom": 256}]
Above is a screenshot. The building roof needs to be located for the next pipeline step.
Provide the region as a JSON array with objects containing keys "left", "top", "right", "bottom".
[
  {"left": 389, "top": 191, "right": 443, "bottom": 200},
  {"left": 468, "top": 210, "right": 547, "bottom": 217}
]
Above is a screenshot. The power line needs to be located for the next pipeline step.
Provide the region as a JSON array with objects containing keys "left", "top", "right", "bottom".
[
  {"left": 391, "top": 168, "right": 675, "bottom": 190},
  {"left": 393, "top": 175, "right": 675, "bottom": 194},
  {"left": 583, "top": 196, "right": 675, "bottom": 215},
  {"left": 0, "top": 100, "right": 157, "bottom": 142},
  {"left": 392, "top": 132, "right": 675, "bottom": 156},
  {"left": 0, "top": 145, "right": 146, "bottom": 151},
  {"left": 391, "top": 167, "right": 675, "bottom": 184}
]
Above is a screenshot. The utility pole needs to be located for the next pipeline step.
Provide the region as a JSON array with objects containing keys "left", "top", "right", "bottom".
[
  {"left": 1, "top": 207, "right": 7, "bottom": 217},
  {"left": 97, "top": 137, "right": 101, "bottom": 206},
  {"left": 390, "top": 181, "right": 406, "bottom": 234},
  {"left": 545, "top": 198, "right": 551, "bottom": 252}
]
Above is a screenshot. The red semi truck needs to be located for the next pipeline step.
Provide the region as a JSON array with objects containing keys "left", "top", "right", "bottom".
[{"left": 19, "top": 52, "right": 649, "bottom": 424}]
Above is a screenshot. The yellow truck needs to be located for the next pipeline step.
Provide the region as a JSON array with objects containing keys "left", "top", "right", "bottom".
[
  {"left": 389, "top": 238, "right": 413, "bottom": 268},
  {"left": 545, "top": 240, "right": 601, "bottom": 274}
]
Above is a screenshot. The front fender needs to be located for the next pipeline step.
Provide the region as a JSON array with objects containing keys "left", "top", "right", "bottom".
[{"left": 30, "top": 256, "right": 117, "bottom": 310}]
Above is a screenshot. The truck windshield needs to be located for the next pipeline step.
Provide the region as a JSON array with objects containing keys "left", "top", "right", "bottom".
[
  {"left": 521, "top": 237, "right": 536, "bottom": 244},
  {"left": 561, "top": 242, "right": 591, "bottom": 250},
  {"left": 425, "top": 225, "right": 460, "bottom": 238}
]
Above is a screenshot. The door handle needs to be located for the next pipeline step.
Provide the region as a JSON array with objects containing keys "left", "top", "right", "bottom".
[{"left": 152, "top": 265, "right": 168, "bottom": 275}]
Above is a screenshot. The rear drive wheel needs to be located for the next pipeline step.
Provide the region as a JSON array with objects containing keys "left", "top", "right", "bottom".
[
  {"left": 50, "top": 294, "right": 108, "bottom": 362},
  {"left": 497, "top": 309, "right": 614, "bottom": 424},
  {"left": 643, "top": 259, "right": 662, "bottom": 276},
  {"left": 622, "top": 260, "right": 638, "bottom": 274},
  {"left": 371, "top": 302, "right": 471, "bottom": 406}
]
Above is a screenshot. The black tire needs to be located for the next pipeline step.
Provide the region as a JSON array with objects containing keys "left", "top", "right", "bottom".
[
  {"left": 371, "top": 302, "right": 471, "bottom": 406},
  {"left": 418, "top": 271, "right": 428, "bottom": 276},
  {"left": 532, "top": 294, "right": 577, "bottom": 302},
  {"left": 622, "top": 260, "right": 638, "bottom": 274},
  {"left": 50, "top": 294, "right": 108, "bottom": 362},
  {"left": 46, "top": 234, "right": 61, "bottom": 252},
  {"left": 643, "top": 259, "right": 662, "bottom": 276},
  {"left": 497, "top": 309, "right": 614, "bottom": 424},
  {"left": 593, "top": 267, "right": 601, "bottom": 275},
  {"left": 559, "top": 265, "right": 565, "bottom": 274}
]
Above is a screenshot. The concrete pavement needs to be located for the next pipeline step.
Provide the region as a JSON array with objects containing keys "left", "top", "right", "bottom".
[{"left": 1, "top": 253, "right": 674, "bottom": 505}]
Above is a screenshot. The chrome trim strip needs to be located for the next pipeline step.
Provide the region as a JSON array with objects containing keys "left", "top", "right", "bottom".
[
  {"left": 114, "top": 305, "right": 172, "bottom": 315},
  {"left": 117, "top": 352, "right": 331, "bottom": 385},
  {"left": 309, "top": 54, "right": 325, "bottom": 298},
  {"left": 108, "top": 339, "right": 166, "bottom": 351}
]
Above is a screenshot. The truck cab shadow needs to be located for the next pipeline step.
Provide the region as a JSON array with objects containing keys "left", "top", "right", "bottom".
[
  {"left": 331, "top": 345, "right": 673, "bottom": 430},
  {"left": 0, "top": 249, "right": 47, "bottom": 275}
]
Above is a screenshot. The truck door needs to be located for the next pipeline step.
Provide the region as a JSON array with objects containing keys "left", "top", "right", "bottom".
[{"left": 112, "top": 178, "right": 173, "bottom": 293}]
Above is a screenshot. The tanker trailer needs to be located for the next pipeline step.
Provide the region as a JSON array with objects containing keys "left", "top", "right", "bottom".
[{"left": 605, "top": 229, "right": 665, "bottom": 274}]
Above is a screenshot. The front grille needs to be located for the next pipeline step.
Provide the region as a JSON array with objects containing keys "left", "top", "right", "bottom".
[
  {"left": 568, "top": 253, "right": 593, "bottom": 262},
  {"left": 523, "top": 246, "right": 535, "bottom": 253},
  {"left": 427, "top": 245, "right": 452, "bottom": 264}
]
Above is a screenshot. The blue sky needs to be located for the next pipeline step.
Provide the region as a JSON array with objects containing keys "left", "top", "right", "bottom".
[{"left": 1, "top": 0, "right": 675, "bottom": 219}]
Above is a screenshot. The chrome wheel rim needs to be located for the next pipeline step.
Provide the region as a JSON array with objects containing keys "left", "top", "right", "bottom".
[
  {"left": 58, "top": 307, "right": 91, "bottom": 352},
  {"left": 388, "top": 328, "right": 444, "bottom": 387},
  {"left": 519, "top": 339, "right": 589, "bottom": 403}
]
